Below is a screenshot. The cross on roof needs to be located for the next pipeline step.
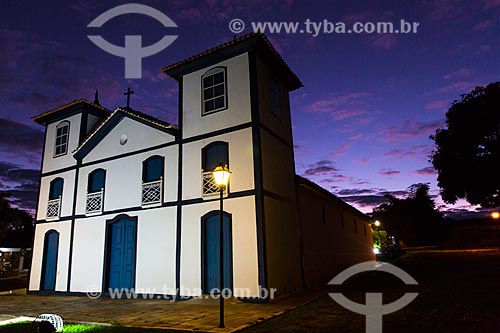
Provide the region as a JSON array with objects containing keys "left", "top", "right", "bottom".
[{"left": 124, "top": 87, "right": 134, "bottom": 108}]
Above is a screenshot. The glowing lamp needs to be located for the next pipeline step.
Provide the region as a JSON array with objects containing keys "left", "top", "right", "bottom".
[
  {"left": 212, "top": 165, "right": 231, "bottom": 187},
  {"left": 492, "top": 212, "right": 500, "bottom": 220},
  {"left": 374, "top": 220, "right": 381, "bottom": 227}
]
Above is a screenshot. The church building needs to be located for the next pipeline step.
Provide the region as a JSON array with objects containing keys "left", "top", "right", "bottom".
[{"left": 29, "top": 33, "right": 374, "bottom": 299}]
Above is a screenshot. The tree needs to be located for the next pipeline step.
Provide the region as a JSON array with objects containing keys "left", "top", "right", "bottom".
[
  {"left": 430, "top": 82, "right": 500, "bottom": 207},
  {"left": 372, "top": 184, "right": 447, "bottom": 246},
  {"left": 0, "top": 193, "right": 34, "bottom": 247}
]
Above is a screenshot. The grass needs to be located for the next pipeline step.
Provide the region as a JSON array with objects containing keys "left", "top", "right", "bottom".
[
  {"left": 0, "top": 322, "right": 181, "bottom": 332},
  {"left": 244, "top": 250, "right": 500, "bottom": 333}
]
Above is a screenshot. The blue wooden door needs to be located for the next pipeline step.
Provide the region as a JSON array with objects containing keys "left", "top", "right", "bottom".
[
  {"left": 41, "top": 231, "right": 59, "bottom": 291},
  {"left": 107, "top": 218, "right": 136, "bottom": 290},
  {"left": 203, "top": 213, "right": 232, "bottom": 293}
]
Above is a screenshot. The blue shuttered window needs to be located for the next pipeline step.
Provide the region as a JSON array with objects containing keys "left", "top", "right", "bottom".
[
  {"left": 142, "top": 156, "right": 164, "bottom": 182},
  {"left": 49, "top": 178, "right": 63, "bottom": 200}
]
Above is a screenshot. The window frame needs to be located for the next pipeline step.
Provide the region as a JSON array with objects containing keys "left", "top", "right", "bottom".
[
  {"left": 201, "top": 67, "right": 228, "bottom": 116},
  {"left": 54, "top": 121, "right": 70, "bottom": 157}
]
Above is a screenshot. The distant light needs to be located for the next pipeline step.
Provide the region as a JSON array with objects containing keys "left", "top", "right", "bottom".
[
  {"left": 373, "top": 248, "right": 380, "bottom": 254},
  {"left": 374, "top": 220, "right": 381, "bottom": 227},
  {"left": 492, "top": 212, "right": 500, "bottom": 220}
]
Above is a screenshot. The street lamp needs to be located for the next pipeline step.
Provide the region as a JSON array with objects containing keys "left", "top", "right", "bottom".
[
  {"left": 374, "top": 220, "right": 381, "bottom": 227},
  {"left": 492, "top": 212, "right": 500, "bottom": 251},
  {"left": 212, "top": 164, "right": 231, "bottom": 329}
]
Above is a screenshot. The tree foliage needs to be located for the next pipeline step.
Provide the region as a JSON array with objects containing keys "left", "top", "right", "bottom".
[
  {"left": 372, "top": 183, "right": 447, "bottom": 246},
  {"left": 430, "top": 82, "right": 500, "bottom": 207},
  {"left": 0, "top": 193, "right": 34, "bottom": 247}
]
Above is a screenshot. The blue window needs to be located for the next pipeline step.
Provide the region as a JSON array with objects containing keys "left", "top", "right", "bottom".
[
  {"left": 88, "top": 169, "right": 106, "bottom": 193},
  {"left": 142, "top": 156, "right": 164, "bottom": 182},
  {"left": 202, "top": 142, "right": 228, "bottom": 172},
  {"left": 54, "top": 121, "right": 70, "bottom": 157},
  {"left": 49, "top": 178, "right": 64, "bottom": 200}
]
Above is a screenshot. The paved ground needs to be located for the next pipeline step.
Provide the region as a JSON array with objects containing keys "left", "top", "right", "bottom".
[
  {"left": 244, "top": 249, "right": 500, "bottom": 333},
  {"left": 0, "top": 290, "right": 323, "bottom": 332}
]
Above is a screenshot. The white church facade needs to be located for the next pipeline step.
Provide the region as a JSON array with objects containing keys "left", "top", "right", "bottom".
[{"left": 29, "top": 33, "right": 374, "bottom": 299}]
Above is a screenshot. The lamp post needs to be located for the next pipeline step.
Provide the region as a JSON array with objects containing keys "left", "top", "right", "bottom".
[
  {"left": 492, "top": 212, "right": 500, "bottom": 251},
  {"left": 373, "top": 220, "right": 381, "bottom": 228},
  {"left": 212, "top": 164, "right": 231, "bottom": 329}
]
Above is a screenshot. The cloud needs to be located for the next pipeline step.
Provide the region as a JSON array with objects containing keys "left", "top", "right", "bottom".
[
  {"left": 304, "top": 160, "right": 338, "bottom": 176},
  {"left": 473, "top": 20, "right": 494, "bottom": 31},
  {"left": 427, "top": 81, "right": 479, "bottom": 95},
  {"left": 483, "top": 0, "right": 500, "bottom": 9},
  {"left": 304, "top": 92, "right": 372, "bottom": 121},
  {"left": 384, "top": 149, "right": 416, "bottom": 159},
  {"left": 425, "top": 0, "right": 465, "bottom": 20},
  {"left": 330, "top": 142, "right": 353, "bottom": 157},
  {"left": 0, "top": 117, "right": 44, "bottom": 155},
  {"left": 444, "top": 68, "right": 471, "bottom": 80},
  {"left": 425, "top": 100, "right": 450, "bottom": 110},
  {"left": 0, "top": 161, "right": 39, "bottom": 213},
  {"left": 380, "top": 120, "right": 444, "bottom": 142},
  {"left": 368, "top": 34, "right": 397, "bottom": 50},
  {"left": 383, "top": 144, "right": 432, "bottom": 160},
  {"left": 413, "top": 166, "right": 438, "bottom": 176},
  {"left": 340, "top": 195, "right": 390, "bottom": 208},
  {"left": 379, "top": 168, "right": 400, "bottom": 176},
  {"left": 0, "top": 29, "right": 122, "bottom": 113},
  {"left": 349, "top": 134, "right": 363, "bottom": 140},
  {"left": 330, "top": 109, "right": 367, "bottom": 121},
  {"left": 336, "top": 188, "right": 376, "bottom": 196}
]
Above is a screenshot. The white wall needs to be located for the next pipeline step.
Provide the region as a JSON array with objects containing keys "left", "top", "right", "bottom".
[
  {"left": 83, "top": 116, "right": 175, "bottom": 163},
  {"left": 37, "top": 170, "right": 76, "bottom": 221},
  {"left": 69, "top": 207, "right": 177, "bottom": 294},
  {"left": 182, "top": 128, "right": 254, "bottom": 200},
  {"left": 76, "top": 146, "right": 178, "bottom": 215},
  {"left": 182, "top": 53, "right": 251, "bottom": 139},
  {"left": 180, "top": 196, "right": 259, "bottom": 297},
  {"left": 69, "top": 215, "right": 105, "bottom": 292},
  {"left": 42, "top": 113, "right": 81, "bottom": 173},
  {"left": 29, "top": 221, "right": 71, "bottom": 291}
]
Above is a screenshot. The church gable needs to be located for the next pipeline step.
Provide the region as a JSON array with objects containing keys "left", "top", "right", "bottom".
[{"left": 75, "top": 109, "right": 177, "bottom": 163}]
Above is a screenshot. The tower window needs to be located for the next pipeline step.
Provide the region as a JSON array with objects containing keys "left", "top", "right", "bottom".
[
  {"left": 202, "top": 67, "right": 227, "bottom": 115},
  {"left": 54, "top": 121, "right": 70, "bottom": 157}
]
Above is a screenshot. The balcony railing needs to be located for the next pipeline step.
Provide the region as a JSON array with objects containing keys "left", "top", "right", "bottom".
[
  {"left": 46, "top": 197, "right": 61, "bottom": 219},
  {"left": 202, "top": 171, "right": 227, "bottom": 198},
  {"left": 86, "top": 190, "right": 103, "bottom": 214},
  {"left": 142, "top": 178, "right": 162, "bottom": 205}
]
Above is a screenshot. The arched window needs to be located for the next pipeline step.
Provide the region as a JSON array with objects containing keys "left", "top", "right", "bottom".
[
  {"left": 88, "top": 169, "right": 106, "bottom": 193},
  {"left": 142, "top": 156, "right": 164, "bottom": 182},
  {"left": 201, "top": 142, "right": 229, "bottom": 197},
  {"left": 54, "top": 121, "right": 70, "bottom": 157},
  {"left": 47, "top": 178, "right": 63, "bottom": 218},
  {"left": 202, "top": 67, "right": 227, "bottom": 115},
  {"left": 142, "top": 156, "right": 164, "bottom": 205},
  {"left": 49, "top": 178, "right": 64, "bottom": 200}
]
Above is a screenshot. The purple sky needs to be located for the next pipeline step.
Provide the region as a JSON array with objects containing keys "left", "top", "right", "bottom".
[{"left": 1, "top": 0, "right": 499, "bottom": 218}]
